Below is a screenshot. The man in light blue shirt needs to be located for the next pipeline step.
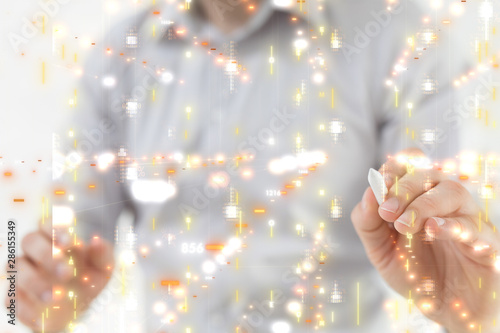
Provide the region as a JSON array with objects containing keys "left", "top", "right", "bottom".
[{"left": 11, "top": 0, "right": 500, "bottom": 332}]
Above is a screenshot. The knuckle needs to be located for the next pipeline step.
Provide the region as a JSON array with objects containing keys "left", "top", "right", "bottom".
[
  {"left": 395, "top": 180, "right": 416, "bottom": 198},
  {"left": 441, "top": 178, "right": 460, "bottom": 191},
  {"left": 19, "top": 276, "right": 50, "bottom": 300},
  {"left": 380, "top": 160, "right": 395, "bottom": 173},
  {"left": 16, "top": 257, "right": 29, "bottom": 271},
  {"left": 463, "top": 216, "right": 479, "bottom": 239},
  {"left": 20, "top": 232, "right": 39, "bottom": 252},
  {"left": 24, "top": 234, "right": 51, "bottom": 261},
  {"left": 414, "top": 194, "right": 439, "bottom": 213},
  {"left": 380, "top": 157, "right": 412, "bottom": 188},
  {"left": 17, "top": 265, "right": 34, "bottom": 286},
  {"left": 429, "top": 168, "right": 446, "bottom": 182},
  {"left": 419, "top": 173, "right": 440, "bottom": 192},
  {"left": 30, "top": 280, "right": 50, "bottom": 295},
  {"left": 442, "top": 179, "right": 468, "bottom": 199}
]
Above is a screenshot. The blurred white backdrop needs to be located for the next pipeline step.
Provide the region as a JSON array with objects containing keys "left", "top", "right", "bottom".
[{"left": 1, "top": 2, "right": 146, "bottom": 332}]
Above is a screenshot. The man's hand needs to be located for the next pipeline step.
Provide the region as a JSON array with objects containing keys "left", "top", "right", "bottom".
[
  {"left": 5, "top": 221, "right": 114, "bottom": 332},
  {"left": 351, "top": 148, "right": 500, "bottom": 332}
]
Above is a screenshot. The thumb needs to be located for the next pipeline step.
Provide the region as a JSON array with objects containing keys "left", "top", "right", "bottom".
[
  {"left": 86, "top": 237, "right": 115, "bottom": 272},
  {"left": 351, "top": 187, "right": 395, "bottom": 264}
]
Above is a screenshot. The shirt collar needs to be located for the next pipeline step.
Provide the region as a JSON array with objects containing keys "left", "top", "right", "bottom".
[
  {"left": 274, "top": 0, "right": 326, "bottom": 27},
  {"left": 144, "top": 0, "right": 325, "bottom": 44}
]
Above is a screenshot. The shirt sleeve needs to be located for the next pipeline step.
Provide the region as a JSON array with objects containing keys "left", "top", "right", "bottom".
[
  {"left": 375, "top": 3, "right": 476, "bottom": 165},
  {"left": 51, "top": 39, "right": 133, "bottom": 244}
]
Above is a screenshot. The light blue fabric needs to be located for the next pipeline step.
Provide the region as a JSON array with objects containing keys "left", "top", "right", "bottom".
[{"left": 53, "top": 1, "right": 473, "bottom": 331}]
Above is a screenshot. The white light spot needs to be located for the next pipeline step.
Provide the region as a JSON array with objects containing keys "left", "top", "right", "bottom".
[
  {"left": 97, "top": 153, "right": 115, "bottom": 170},
  {"left": 161, "top": 72, "right": 174, "bottom": 84},
  {"left": 287, "top": 301, "right": 302, "bottom": 314},
  {"left": 224, "top": 205, "right": 239, "bottom": 219},
  {"left": 173, "top": 153, "right": 183, "bottom": 162},
  {"left": 329, "top": 120, "right": 345, "bottom": 134},
  {"left": 102, "top": 76, "right": 116, "bottom": 88},
  {"left": 126, "top": 101, "right": 139, "bottom": 114},
  {"left": 153, "top": 301, "right": 167, "bottom": 315},
  {"left": 202, "top": 260, "right": 216, "bottom": 274},
  {"left": 53, "top": 206, "right": 74, "bottom": 227},
  {"left": 126, "top": 35, "right": 138, "bottom": 46},
  {"left": 215, "top": 254, "right": 226, "bottom": 265},
  {"left": 273, "top": 0, "right": 293, "bottom": 8},
  {"left": 228, "top": 237, "right": 242, "bottom": 250},
  {"left": 430, "top": 0, "right": 442, "bottom": 9},
  {"left": 423, "top": 81, "right": 434, "bottom": 91},
  {"left": 225, "top": 61, "right": 238, "bottom": 73},
  {"left": 126, "top": 167, "right": 138, "bottom": 180},
  {"left": 302, "top": 260, "right": 314, "bottom": 272},
  {"left": 271, "top": 321, "right": 291, "bottom": 333},
  {"left": 312, "top": 72, "right": 325, "bottom": 84},
  {"left": 294, "top": 39, "right": 308, "bottom": 50},
  {"left": 119, "top": 249, "right": 136, "bottom": 266},
  {"left": 268, "top": 151, "right": 327, "bottom": 175},
  {"left": 131, "top": 180, "right": 176, "bottom": 203},
  {"left": 450, "top": 3, "right": 464, "bottom": 16},
  {"left": 479, "top": 2, "right": 493, "bottom": 18}
]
